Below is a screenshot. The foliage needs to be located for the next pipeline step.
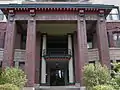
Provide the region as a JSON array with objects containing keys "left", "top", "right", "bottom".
[
  {"left": 1, "top": 67, "right": 27, "bottom": 88},
  {"left": 0, "top": 83, "right": 20, "bottom": 90},
  {"left": 110, "top": 63, "right": 120, "bottom": 89},
  {"left": 112, "top": 63, "right": 120, "bottom": 73},
  {"left": 108, "top": 78, "right": 120, "bottom": 90},
  {"left": 92, "top": 85, "right": 115, "bottom": 90},
  {"left": 83, "top": 63, "right": 111, "bottom": 89}
]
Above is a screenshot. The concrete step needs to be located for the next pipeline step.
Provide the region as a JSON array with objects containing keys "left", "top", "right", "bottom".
[{"left": 35, "top": 86, "right": 85, "bottom": 90}]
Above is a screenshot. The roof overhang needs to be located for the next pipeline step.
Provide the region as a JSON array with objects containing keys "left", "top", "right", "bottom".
[{"left": 0, "top": 4, "right": 118, "bottom": 16}]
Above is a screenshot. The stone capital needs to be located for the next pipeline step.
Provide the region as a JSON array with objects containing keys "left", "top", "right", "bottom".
[{"left": 78, "top": 9, "right": 85, "bottom": 17}]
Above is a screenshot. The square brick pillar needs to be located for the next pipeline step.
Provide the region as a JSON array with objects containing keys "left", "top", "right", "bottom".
[
  {"left": 77, "top": 10, "right": 88, "bottom": 86},
  {"left": 25, "top": 20, "right": 36, "bottom": 87},
  {"left": 96, "top": 11, "right": 110, "bottom": 68},
  {"left": 2, "top": 20, "right": 16, "bottom": 68},
  {"left": 73, "top": 32, "right": 80, "bottom": 84},
  {"left": 35, "top": 32, "right": 41, "bottom": 84}
]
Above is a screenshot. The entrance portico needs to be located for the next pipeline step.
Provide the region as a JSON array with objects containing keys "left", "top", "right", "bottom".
[{"left": 0, "top": 3, "right": 115, "bottom": 87}]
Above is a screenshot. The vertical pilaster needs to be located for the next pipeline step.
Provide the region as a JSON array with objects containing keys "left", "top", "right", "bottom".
[
  {"left": 73, "top": 32, "right": 79, "bottom": 83},
  {"left": 2, "top": 15, "right": 16, "bottom": 68},
  {"left": 41, "top": 34, "right": 47, "bottom": 85},
  {"left": 35, "top": 32, "right": 41, "bottom": 84},
  {"left": 68, "top": 34, "right": 74, "bottom": 84},
  {"left": 25, "top": 20, "right": 36, "bottom": 86},
  {"left": 108, "top": 31, "right": 114, "bottom": 47},
  {"left": 77, "top": 10, "right": 88, "bottom": 86},
  {"left": 97, "top": 10, "right": 110, "bottom": 68}
]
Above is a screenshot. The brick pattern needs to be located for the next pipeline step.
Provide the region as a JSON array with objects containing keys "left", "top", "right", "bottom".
[
  {"left": 25, "top": 20, "right": 36, "bottom": 86},
  {"left": 35, "top": 32, "right": 41, "bottom": 84},
  {"left": 2, "top": 20, "right": 16, "bottom": 68},
  {"left": 96, "top": 17, "right": 110, "bottom": 68},
  {"left": 77, "top": 16, "right": 88, "bottom": 85},
  {"left": 73, "top": 32, "right": 79, "bottom": 83}
]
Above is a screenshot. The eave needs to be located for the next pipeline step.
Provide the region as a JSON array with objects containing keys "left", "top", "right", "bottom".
[{"left": 0, "top": 4, "right": 117, "bottom": 16}]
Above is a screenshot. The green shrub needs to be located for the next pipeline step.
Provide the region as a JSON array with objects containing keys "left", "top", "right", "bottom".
[
  {"left": 112, "top": 63, "right": 120, "bottom": 73},
  {"left": 1, "top": 67, "right": 27, "bottom": 88},
  {"left": 93, "top": 85, "right": 115, "bottom": 90},
  {"left": 110, "top": 63, "right": 120, "bottom": 89},
  {"left": 108, "top": 78, "right": 120, "bottom": 90},
  {"left": 0, "top": 83, "right": 20, "bottom": 90},
  {"left": 83, "top": 63, "right": 111, "bottom": 89}
]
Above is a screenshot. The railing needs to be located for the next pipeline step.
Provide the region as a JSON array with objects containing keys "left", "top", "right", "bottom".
[
  {"left": 0, "top": 48, "right": 25, "bottom": 62},
  {"left": 42, "top": 48, "right": 72, "bottom": 59},
  {"left": 88, "top": 48, "right": 120, "bottom": 62},
  {"left": 0, "top": 48, "right": 120, "bottom": 62},
  {"left": 42, "top": 48, "right": 72, "bottom": 56}
]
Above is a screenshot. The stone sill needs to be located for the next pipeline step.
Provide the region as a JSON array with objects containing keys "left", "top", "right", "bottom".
[{"left": 106, "top": 20, "right": 120, "bottom": 23}]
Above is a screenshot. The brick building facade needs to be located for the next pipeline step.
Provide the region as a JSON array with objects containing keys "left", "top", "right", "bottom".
[{"left": 0, "top": 3, "right": 120, "bottom": 87}]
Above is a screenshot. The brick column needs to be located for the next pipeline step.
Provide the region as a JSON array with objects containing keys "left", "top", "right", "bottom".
[
  {"left": 108, "top": 31, "right": 114, "bottom": 47},
  {"left": 96, "top": 10, "right": 110, "bottom": 68},
  {"left": 2, "top": 19, "right": 16, "bottom": 68},
  {"left": 25, "top": 20, "right": 36, "bottom": 86},
  {"left": 73, "top": 32, "right": 80, "bottom": 83},
  {"left": 77, "top": 10, "right": 88, "bottom": 86},
  {"left": 35, "top": 32, "right": 41, "bottom": 84}
]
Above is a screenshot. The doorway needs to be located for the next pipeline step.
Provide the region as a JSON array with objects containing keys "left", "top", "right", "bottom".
[
  {"left": 46, "top": 61, "right": 68, "bottom": 86},
  {"left": 50, "top": 68, "right": 65, "bottom": 86}
]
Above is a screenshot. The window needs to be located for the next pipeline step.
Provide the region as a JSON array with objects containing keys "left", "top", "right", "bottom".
[
  {"left": 0, "top": 61, "right": 2, "bottom": 67},
  {"left": 116, "top": 60, "right": 120, "bottom": 63},
  {"left": 19, "top": 62, "right": 25, "bottom": 71},
  {"left": 87, "top": 42, "right": 92, "bottom": 49},
  {"left": 89, "top": 61, "right": 95, "bottom": 65},
  {"left": 0, "top": 10, "right": 4, "bottom": 21},
  {"left": 113, "top": 32, "right": 120, "bottom": 47},
  {"left": 107, "top": 9, "right": 119, "bottom": 20}
]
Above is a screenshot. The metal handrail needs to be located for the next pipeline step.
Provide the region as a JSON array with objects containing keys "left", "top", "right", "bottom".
[{"left": 42, "top": 48, "right": 72, "bottom": 57}]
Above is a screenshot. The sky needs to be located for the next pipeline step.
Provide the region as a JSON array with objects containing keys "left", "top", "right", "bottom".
[
  {"left": 92, "top": 0, "right": 120, "bottom": 8},
  {"left": 0, "top": 0, "right": 119, "bottom": 7}
]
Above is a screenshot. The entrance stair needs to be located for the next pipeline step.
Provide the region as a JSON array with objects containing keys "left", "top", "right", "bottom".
[{"left": 35, "top": 86, "right": 85, "bottom": 90}]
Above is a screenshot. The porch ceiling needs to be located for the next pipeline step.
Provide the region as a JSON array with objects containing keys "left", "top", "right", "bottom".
[
  {"left": 36, "top": 23, "right": 76, "bottom": 35},
  {"left": 17, "top": 20, "right": 95, "bottom": 37}
]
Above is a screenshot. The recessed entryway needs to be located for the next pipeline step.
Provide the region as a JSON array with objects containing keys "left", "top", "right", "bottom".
[{"left": 46, "top": 61, "right": 69, "bottom": 86}]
